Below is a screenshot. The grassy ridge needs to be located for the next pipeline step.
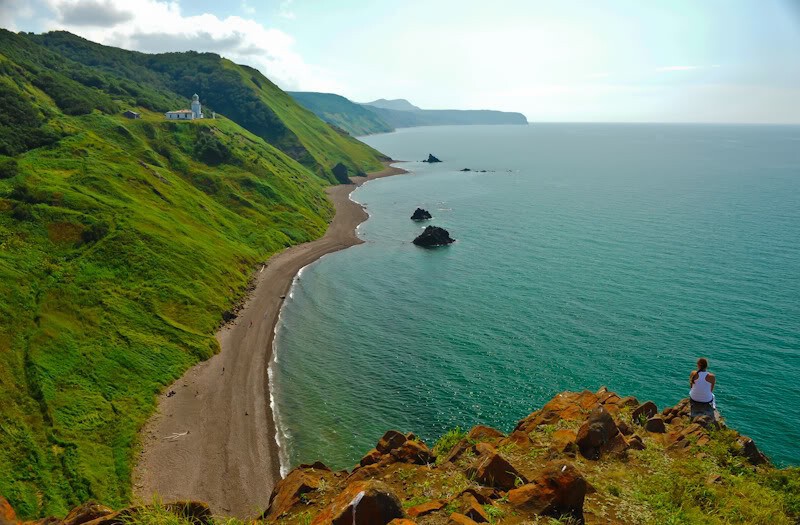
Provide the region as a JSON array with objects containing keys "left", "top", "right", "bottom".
[
  {"left": 288, "top": 92, "right": 394, "bottom": 136},
  {"left": 0, "top": 30, "right": 385, "bottom": 519},
  {"left": 30, "top": 31, "right": 388, "bottom": 181}
]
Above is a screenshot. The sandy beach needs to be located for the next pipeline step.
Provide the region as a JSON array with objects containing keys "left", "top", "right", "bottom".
[{"left": 133, "top": 162, "right": 406, "bottom": 518}]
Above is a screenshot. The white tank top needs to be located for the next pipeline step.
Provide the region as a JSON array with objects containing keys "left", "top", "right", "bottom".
[{"left": 690, "top": 371, "right": 714, "bottom": 402}]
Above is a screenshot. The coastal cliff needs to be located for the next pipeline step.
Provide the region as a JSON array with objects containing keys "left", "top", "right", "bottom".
[{"left": 4, "top": 389, "right": 797, "bottom": 525}]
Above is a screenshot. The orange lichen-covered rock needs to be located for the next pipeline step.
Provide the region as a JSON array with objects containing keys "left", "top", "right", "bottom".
[
  {"left": 551, "top": 428, "right": 578, "bottom": 454},
  {"left": 312, "top": 480, "right": 404, "bottom": 525},
  {"left": 576, "top": 406, "right": 627, "bottom": 460},
  {"left": 632, "top": 401, "right": 658, "bottom": 423},
  {"left": 460, "top": 493, "right": 489, "bottom": 523},
  {"left": 466, "top": 425, "right": 505, "bottom": 441},
  {"left": 376, "top": 430, "right": 408, "bottom": 454},
  {"left": 388, "top": 520, "right": 418, "bottom": 525},
  {"left": 507, "top": 462, "right": 587, "bottom": 521},
  {"left": 448, "top": 513, "right": 480, "bottom": 525},
  {"left": 406, "top": 499, "right": 446, "bottom": 518},
  {"left": 390, "top": 440, "right": 432, "bottom": 464},
  {"left": 1, "top": 497, "right": 17, "bottom": 525},
  {"left": 466, "top": 443, "right": 527, "bottom": 490},
  {"left": 263, "top": 468, "right": 326, "bottom": 520},
  {"left": 360, "top": 448, "right": 383, "bottom": 466}
]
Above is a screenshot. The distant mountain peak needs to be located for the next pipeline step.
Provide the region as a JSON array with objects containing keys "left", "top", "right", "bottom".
[{"left": 363, "top": 98, "right": 422, "bottom": 112}]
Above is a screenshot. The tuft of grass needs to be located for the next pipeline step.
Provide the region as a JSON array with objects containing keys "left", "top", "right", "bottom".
[{"left": 432, "top": 426, "right": 467, "bottom": 464}]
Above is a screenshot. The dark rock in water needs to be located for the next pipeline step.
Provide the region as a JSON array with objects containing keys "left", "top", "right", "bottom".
[
  {"left": 423, "top": 153, "right": 442, "bottom": 163},
  {"left": 410, "top": 208, "right": 432, "bottom": 221},
  {"left": 331, "top": 162, "right": 351, "bottom": 184},
  {"left": 460, "top": 168, "right": 471, "bottom": 172},
  {"left": 413, "top": 226, "right": 455, "bottom": 247}
]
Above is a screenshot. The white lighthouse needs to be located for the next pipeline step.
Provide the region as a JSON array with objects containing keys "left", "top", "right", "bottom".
[{"left": 191, "top": 94, "right": 203, "bottom": 119}]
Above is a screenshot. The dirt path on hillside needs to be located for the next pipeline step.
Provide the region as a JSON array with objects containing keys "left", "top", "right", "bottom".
[{"left": 133, "top": 163, "right": 406, "bottom": 518}]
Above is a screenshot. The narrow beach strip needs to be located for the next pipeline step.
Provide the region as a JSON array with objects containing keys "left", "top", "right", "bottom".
[{"left": 133, "top": 162, "right": 406, "bottom": 518}]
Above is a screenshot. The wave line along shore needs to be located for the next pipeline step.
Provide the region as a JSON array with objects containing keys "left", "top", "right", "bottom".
[{"left": 133, "top": 162, "right": 407, "bottom": 518}]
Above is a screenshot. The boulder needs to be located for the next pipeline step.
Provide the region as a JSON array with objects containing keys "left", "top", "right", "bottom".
[
  {"left": 312, "top": 480, "right": 404, "bottom": 525},
  {"left": 264, "top": 468, "right": 325, "bottom": 520},
  {"left": 423, "top": 154, "right": 442, "bottom": 163},
  {"left": 412, "top": 226, "right": 455, "bottom": 247},
  {"left": 645, "top": 416, "right": 667, "bottom": 433},
  {"left": 407, "top": 499, "right": 446, "bottom": 518},
  {"left": 632, "top": 401, "right": 658, "bottom": 423},
  {"left": 440, "top": 438, "right": 470, "bottom": 464},
  {"left": 466, "top": 444, "right": 527, "bottom": 490},
  {"left": 410, "top": 208, "right": 432, "bottom": 221},
  {"left": 390, "top": 440, "right": 432, "bottom": 464},
  {"left": 388, "top": 520, "right": 418, "bottom": 525},
  {"left": 627, "top": 435, "right": 646, "bottom": 450},
  {"left": 460, "top": 493, "right": 489, "bottom": 523},
  {"left": 63, "top": 502, "right": 115, "bottom": 525},
  {"left": 575, "top": 406, "right": 626, "bottom": 460},
  {"left": 448, "top": 514, "right": 479, "bottom": 525},
  {"left": 360, "top": 448, "right": 383, "bottom": 467},
  {"left": 736, "top": 436, "right": 769, "bottom": 465},
  {"left": 1, "top": 496, "right": 16, "bottom": 525},
  {"left": 458, "top": 487, "right": 498, "bottom": 505},
  {"left": 466, "top": 425, "right": 505, "bottom": 441},
  {"left": 376, "top": 430, "right": 408, "bottom": 454},
  {"left": 507, "top": 462, "right": 587, "bottom": 522}
]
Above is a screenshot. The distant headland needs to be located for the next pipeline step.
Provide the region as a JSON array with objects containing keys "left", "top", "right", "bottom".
[{"left": 289, "top": 92, "right": 528, "bottom": 136}]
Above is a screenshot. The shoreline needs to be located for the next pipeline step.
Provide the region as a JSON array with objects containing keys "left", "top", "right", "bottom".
[{"left": 133, "top": 161, "right": 407, "bottom": 518}]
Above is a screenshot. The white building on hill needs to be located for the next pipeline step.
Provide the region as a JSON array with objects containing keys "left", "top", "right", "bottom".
[{"left": 166, "top": 94, "right": 204, "bottom": 120}]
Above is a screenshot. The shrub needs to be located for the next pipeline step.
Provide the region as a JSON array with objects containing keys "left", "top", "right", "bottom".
[{"left": 0, "top": 156, "right": 19, "bottom": 179}]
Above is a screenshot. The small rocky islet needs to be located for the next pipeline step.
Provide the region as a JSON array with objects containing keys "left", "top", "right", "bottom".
[
  {"left": 413, "top": 226, "right": 455, "bottom": 247},
  {"left": 410, "top": 208, "right": 433, "bottom": 221}
]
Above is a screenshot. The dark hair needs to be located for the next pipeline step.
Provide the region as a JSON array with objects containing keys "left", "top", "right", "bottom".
[{"left": 697, "top": 358, "right": 708, "bottom": 371}]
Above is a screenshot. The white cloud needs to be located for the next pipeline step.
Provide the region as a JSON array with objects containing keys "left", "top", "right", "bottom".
[
  {"left": 38, "top": 0, "right": 341, "bottom": 92},
  {"left": 0, "top": 0, "right": 36, "bottom": 31}
]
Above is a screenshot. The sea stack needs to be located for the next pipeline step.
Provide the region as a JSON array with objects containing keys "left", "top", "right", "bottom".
[
  {"left": 423, "top": 153, "right": 442, "bottom": 163},
  {"left": 410, "top": 208, "right": 432, "bottom": 221},
  {"left": 413, "top": 226, "right": 455, "bottom": 247}
]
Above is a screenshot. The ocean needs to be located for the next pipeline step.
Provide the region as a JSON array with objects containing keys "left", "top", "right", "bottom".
[{"left": 270, "top": 124, "right": 800, "bottom": 472}]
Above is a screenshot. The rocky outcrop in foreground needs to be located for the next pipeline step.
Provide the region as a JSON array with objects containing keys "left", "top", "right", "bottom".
[
  {"left": 413, "top": 226, "right": 455, "bottom": 247},
  {"left": 411, "top": 208, "right": 433, "bottom": 221},
  {"left": 4, "top": 389, "right": 796, "bottom": 525}
]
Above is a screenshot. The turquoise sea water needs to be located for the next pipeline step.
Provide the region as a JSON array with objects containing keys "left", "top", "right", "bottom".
[{"left": 271, "top": 124, "right": 800, "bottom": 471}]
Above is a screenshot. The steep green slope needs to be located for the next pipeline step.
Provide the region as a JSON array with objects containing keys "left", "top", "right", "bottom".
[
  {"left": 288, "top": 92, "right": 394, "bottom": 136},
  {"left": 0, "top": 30, "right": 382, "bottom": 519},
  {"left": 29, "top": 31, "right": 387, "bottom": 182}
]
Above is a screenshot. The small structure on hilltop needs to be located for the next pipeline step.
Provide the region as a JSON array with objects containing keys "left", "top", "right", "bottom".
[
  {"left": 166, "top": 94, "right": 205, "bottom": 120},
  {"left": 123, "top": 110, "right": 141, "bottom": 119}
]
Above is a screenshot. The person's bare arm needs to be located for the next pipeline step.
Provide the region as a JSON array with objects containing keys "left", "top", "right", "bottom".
[
  {"left": 707, "top": 373, "right": 716, "bottom": 392},
  {"left": 689, "top": 371, "right": 697, "bottom": 388}
]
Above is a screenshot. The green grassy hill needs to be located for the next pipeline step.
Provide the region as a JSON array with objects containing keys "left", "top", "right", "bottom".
[
  {"left": 0, "top": 29, "right": 386, "bottom": 519},
  {"left": 288, "top": 92, "right": 394, "bottom": 136}
]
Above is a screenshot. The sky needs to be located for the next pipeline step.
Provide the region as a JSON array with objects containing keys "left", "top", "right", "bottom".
[{"left": 2, "top": 0, "right": 800, "bottom": 123}]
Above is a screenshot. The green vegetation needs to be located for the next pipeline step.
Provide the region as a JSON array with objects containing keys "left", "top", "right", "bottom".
[
  {"left": 0, "top": 29, "right": 387, "bottom": 519},
  {"left": 288, "top": 92, "right": 394, "bottom": 136},
  {"left": 431, "top": 426, "right": 466, "bottom": 463}
]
